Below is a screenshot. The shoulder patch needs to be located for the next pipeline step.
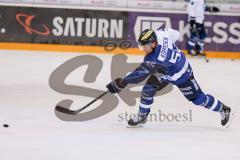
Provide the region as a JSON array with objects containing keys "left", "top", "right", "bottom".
[{"left": 145, "top": 61, "right": 156, "bottom": 68}]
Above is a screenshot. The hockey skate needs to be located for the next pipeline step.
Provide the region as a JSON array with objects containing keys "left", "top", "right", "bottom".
[
  {"left": 220, "top": 105, "right": 235, "bottom": 128},
  {"left": 127, "top": 111, "right": 149, "bottom": 128},
  {"left": 188, "top": 49, "right": 197, "bottom": 56},
  {"left": 197, "top": 49, "right": 206, "bottom": 56}
]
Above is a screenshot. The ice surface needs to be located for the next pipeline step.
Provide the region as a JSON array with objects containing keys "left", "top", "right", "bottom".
[{"left": 0, "top": 50, "right": 239, "bottom": 160}]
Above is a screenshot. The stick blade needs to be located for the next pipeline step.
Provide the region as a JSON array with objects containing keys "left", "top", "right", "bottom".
[{"left": 55, "top": 106, "right": 78, "bottom": 115}]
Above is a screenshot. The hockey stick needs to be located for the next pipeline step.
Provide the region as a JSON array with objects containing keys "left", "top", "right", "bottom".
[{"left": 55, "top": 91, "right": 109, "bottom": 115}]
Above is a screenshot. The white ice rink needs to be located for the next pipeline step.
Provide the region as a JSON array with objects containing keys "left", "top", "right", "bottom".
[{"left": 0, "top": 50, "right": 240, "bottom": 160}]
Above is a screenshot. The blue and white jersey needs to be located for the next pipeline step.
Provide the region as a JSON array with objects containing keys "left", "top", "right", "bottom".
[{"left": 124, "top": 28, "right": 192, "bottom": 86}]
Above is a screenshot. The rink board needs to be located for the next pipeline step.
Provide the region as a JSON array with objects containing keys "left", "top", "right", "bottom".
[
  {"left": 0, "top": 5, "right": 239, "bottom": 58},
  {"left": 0, "top": 42, "right": 240, "bottom": 59}
]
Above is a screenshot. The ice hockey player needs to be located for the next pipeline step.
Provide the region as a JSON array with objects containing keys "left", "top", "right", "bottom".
[
  {"left": 106, "top": 28, "right": 234, "bottom": 128},
  {"left": 187, "top": 0, "right": 219, "bottom": 55}
]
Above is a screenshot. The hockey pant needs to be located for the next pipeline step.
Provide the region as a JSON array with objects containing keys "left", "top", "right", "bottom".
[
  {"left": 139, "top": 73, "right": 222, "bottom": 113},
  {"left": 188, "top": 22, "right": 206, "bottom": 53}
]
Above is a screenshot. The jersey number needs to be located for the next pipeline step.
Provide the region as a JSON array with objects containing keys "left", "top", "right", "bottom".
[{"left": 169, "top": 51, "right": 181, "bottom": 63}]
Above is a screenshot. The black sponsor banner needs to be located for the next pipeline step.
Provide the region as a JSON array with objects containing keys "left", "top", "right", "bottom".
[{"left": 0, "top": 6, "right": 128, "bottom": 46}]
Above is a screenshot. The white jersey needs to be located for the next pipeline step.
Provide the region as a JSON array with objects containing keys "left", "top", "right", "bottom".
[
  {"left": 155, "top": 28, "right": 180, "bottom": 47},
  {"left": 187, "top": 0, "right": 205, "bottom": 24}
]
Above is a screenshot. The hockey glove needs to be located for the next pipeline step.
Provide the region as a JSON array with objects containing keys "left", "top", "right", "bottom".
[
  {"left": 106, "top": 78, "right": 127, "bottom": 94},
  {"left": 211, "top": 6, "right": 220, "bottom": 12},
  {"left": 206, "top": 6, "right": 220, "bottom": 12}
]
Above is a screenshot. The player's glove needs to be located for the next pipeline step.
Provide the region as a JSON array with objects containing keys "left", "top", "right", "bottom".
[
  {"left": 211, "top": 6, "right": 220, "bottom": 12},
  {"left": 106, "top": 78, "right": 127, "bottom": 94},
  {"left": 206, "top": 6, "right": 220, "bottom": 12}
]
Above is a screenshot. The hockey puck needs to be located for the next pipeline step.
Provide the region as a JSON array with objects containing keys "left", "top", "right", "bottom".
[{"left": 3, "top": 124, "right": 9, "bottom": 128}]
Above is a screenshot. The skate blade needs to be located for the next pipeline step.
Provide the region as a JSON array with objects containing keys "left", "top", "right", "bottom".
[
  {"left": 127, "top": 124, "right": 144, "bottom": 128},
  {"left": 224, "top": 110, "right": 236, "bottom": 128}
]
